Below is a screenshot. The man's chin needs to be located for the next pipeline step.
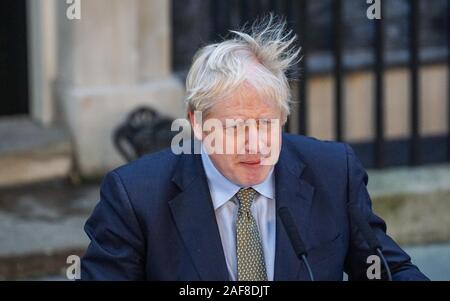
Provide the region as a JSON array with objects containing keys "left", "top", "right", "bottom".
[{"left": 233, "top": 167, "right": 270, "bottom": 187}]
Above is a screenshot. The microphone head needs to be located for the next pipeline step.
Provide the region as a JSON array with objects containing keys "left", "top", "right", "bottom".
[
  {"left": 348, "top": 205, "right": 382, "bottom": 250},
  {"left": 278, "top": 207, "right": 308, "bottom": 257}
]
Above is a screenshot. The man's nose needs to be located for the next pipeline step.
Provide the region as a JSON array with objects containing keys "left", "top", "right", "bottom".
[{"left": 245, "top": 123, "right": 260, "bottom": 154}]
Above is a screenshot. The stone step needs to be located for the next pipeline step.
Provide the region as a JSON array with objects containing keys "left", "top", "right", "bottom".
[
  {"left": 0, "top": 180, "right": 98, "bottom": 280},
  {"left": 0, "top": 116, "right": 72, "bottom": 188},
  {"left": 368, "top": 164, "right": 450, "bottom": 246}
]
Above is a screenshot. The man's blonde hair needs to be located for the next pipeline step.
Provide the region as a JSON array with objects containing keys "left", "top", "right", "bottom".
[{"left": 185, "top": 15, "right": 301, "bottom": 119}]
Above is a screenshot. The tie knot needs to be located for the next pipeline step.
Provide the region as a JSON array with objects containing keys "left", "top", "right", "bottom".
[{"left": 236, "top": 188, "right": 257, "bottom": 212}]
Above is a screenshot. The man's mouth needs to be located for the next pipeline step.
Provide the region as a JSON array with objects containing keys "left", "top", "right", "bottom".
[{"left": 240, "top": 159, "right": 261, "bottom": 166}]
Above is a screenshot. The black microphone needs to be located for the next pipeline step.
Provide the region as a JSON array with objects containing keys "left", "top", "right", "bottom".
[
  {"left": 278, "top": 207, "right": 314, "bottom": 281},
  {"left": 348, "top": 205, "right": 392, "bottom": 281}
]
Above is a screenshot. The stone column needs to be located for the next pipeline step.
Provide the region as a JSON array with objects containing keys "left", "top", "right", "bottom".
[
  {"left": 56, "top": 0, "right": 185, "bottom": 177},
  {"left": 27, "top": 0, "right": 57, "bottom": 125}
]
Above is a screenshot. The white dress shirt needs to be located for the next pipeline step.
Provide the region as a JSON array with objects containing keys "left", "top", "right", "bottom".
[{"left": 200, "top": 145, "right": 276, "bottom": 281}]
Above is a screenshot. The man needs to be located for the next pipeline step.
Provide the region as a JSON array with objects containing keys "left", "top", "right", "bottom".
[{"left": 81, "top": 17, "right": 428, "bottom": 281}]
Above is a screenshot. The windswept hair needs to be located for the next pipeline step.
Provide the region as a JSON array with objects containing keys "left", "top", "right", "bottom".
[{"left": 185, "top": 14, "right": 301, "bottom": 119}]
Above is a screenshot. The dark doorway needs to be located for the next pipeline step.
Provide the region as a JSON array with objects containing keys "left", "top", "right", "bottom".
[{"left": 0, "top": 0, "right": 29, "bottom": 116}]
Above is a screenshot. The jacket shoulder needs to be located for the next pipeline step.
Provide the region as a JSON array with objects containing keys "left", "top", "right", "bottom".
[
  {"left": 110, "top": 148, "right": 179, "bottom": 188},
  {"left": 282, "top": 133, "right": 352, "bottom": 177},
  {"left": 283, "top": 133, "right": 348, "bottom": 161}
]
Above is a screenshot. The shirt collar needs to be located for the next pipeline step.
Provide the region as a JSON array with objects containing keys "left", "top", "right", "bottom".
[{"left": 200, "top": 144, "right": 275, "bottom": 210}]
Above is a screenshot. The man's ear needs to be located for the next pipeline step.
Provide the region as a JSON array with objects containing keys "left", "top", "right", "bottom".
[
  {"left": 281, "top": 115, "right": 288, "bottom": 129},
  {"left": 188, "top": 110, "right": 203, "bottom": 141}
]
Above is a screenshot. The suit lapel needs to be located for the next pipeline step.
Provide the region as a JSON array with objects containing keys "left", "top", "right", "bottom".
[
  {"left": 168, "top": 152, "right": 229, "bottom": 281},
  {"left": 274, "top": 138, "right": 315, "bottom": 280}
]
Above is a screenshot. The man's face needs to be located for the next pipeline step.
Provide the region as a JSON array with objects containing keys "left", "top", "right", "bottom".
[{"left": 190, "top": 84, "right": 284, "bottom": 187}]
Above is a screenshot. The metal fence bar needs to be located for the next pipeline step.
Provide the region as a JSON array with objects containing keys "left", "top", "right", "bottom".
[
  {"left": 228, "top": 0, "right": 242, "bottom": 29},
  {"left": 333, "top": 0, "right": 344, "bottom": 141},
  {"left": 448, "top": 0, "right": 450, "bottom": 161},
  {"left": 270, "top": 0, "right": 283, "bottom": 14},
  {"left": 210, "top": 0, "right": 231, "bottom": 41},
  {"left": 284, "top": 0, "right": 294, "bottom": 133},
  {"left": 210, "top": 0, "right": 219, "bottom": 40},
  {"left": 297, "top": 0, "right": 308, "bottom": 135},
  {"left": 269, "top": 0, "right": 277, "bottom": 12},
  {"left": 240, "top": 0, "right": 251, "bottom": 23},
  {"left": 374, "top": 4, "right": 385, "bottom": 168},
  {"left": 409, "top": 0, "right": 420, "bottom": 166}
]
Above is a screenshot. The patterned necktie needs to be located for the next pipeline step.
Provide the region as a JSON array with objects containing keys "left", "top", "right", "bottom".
[{"left": 235, "top": 188, "right": 268, "bottom": 281}]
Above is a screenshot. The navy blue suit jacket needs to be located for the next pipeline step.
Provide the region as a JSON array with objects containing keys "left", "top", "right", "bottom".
[{"left": 81, "top": 133, "right": 428, "bottom": 281}]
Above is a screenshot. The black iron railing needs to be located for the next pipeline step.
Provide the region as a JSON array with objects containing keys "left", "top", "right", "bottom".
[{"left": 171, "top": 0, "right": 450, "bottom": 169}]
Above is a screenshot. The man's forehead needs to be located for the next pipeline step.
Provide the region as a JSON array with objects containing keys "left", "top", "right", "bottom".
[
  {"left": 206, "top": 111, "right": 281, "bottom": 120},
  {"left": 207, "top": 96, "right": 281, "bottom": 117}
]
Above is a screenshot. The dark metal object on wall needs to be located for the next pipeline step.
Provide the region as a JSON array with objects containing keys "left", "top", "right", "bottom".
[{"left": 113, "top": 107, "right": 176, "bottom": 162}]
